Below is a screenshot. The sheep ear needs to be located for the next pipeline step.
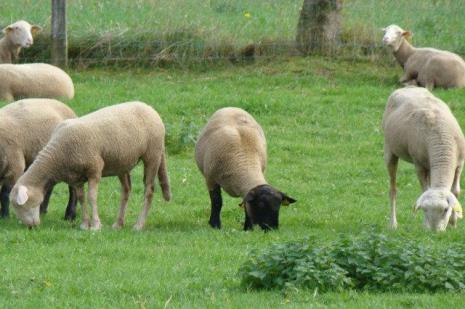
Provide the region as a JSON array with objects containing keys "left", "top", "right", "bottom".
[
  {"left": 447, "top": 194, "right": 462, "bottom": 217},
  {"left": 2, "top": 26, "right": 14, "bottom": 34},
  {"left": 31, "top": 25, "right": 42, "bottom": 34},
  {"left": 281, "top": 193, "right": 296, "bottom": 206},
  {"left": 16, "top": 185, "right": 29, "bottom": 206},
  {"left": 402, "top": 31, "right": 412, "bottom": 38}
]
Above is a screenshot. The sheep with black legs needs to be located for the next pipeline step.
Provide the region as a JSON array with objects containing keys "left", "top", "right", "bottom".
[
  {"left": 195, "top": 107, "right": 296, "bottom": 231},
  {"left": 9, "top": 101, "right": 171, "bottom": 230},
  {"left": 0, "top": 98, "right": 77, "bottom": 220}
]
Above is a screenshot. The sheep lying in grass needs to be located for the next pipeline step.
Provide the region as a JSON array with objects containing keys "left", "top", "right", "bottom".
[
  {"left": 10, "top": 101, "right": 171, "bottom": 230},
  {"left": 0, "top": 99, "right": 77, "bottom": 220},
  {"left": 382, "top": 24, "right": 465, "bottom": 89},
  {"left": 0, "top": 63, "right": 74, "bottom": 102},
  {"left": 0, "top": 20, "right": 41, "bottom": 63},
  {"left": 195, "top": 107, "right": 296, "bottom": 231},
  {"left": 382, "top": 87, "right": 465, "bottom": 231}
]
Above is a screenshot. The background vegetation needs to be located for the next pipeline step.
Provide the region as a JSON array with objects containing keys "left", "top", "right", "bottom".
[
  {"left": 1, "top": 0, "right": 465, "bottom": 65},
  {"left": 1, "top": 0, "right": 465, "bottom": 307}
]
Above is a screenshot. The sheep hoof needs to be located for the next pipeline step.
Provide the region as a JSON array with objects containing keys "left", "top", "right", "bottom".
[
  {"left": 112, "top": 222, "right": 123, "bottom": 230},
  {"left": 389, "top": 221, "right": 398, "bottom": 230},
  {"left": 90, "top": 221, "right": 102, "bottom": 231},
  {"left": 208, "top": 220, "right": 221, "bottom": 229},
  {"left": 133, "top": 223, "right": 144, "bottom": 231},
  {"left": 80, "top": 222, "right": 90, "bottom": 230}
]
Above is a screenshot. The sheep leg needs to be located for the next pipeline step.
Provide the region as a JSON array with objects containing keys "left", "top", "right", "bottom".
[
  {"left": 244, "top": 211, "right": 253, "bottom": 231},
  {"left": 452, "top": 164, "right": 464, "bottom": 197},
  {"left": 134, "top": 165, "right": 157, "bottom": 231},
  {"left": 208, "top": 184, "right": 222, "bottom": 229},
  {"left": 415, "top": 165, "right": 429, "bottom": 192},
  {"left": 0, "top": 185, "right": 12, "bottom": 218},
  {"left": 113, "top": 173, "right": 132, "bottom": 229},
  {"left": 64, "top": 185, "right": 77, "bottom": 221},
  {"left": 76, "top": 185, "right": 90, "bottom": 230},
  {"left": 386, "top": 153, "right": 399, "bottom": 229},
  {"left": 87, "top": 178, "right": 102, "bottom": 231},
  {"left": 39, "top": 183, "right": 54, "bottom": 214}
]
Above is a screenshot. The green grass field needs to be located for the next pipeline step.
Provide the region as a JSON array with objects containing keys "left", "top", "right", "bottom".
[
  {"left": 1, "top": 57, "right": 465, "bottom": 307},
  {"left": 2, "top": 0, "right": 465, "bottom": 307},
  {"left": 2, "top": 0, "right": 465, "bottom": 64}
]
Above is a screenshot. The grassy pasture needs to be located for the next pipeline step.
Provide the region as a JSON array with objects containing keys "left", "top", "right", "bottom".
[
  {"left": 2, "top": 0, "right": 465, "bottom": 306},
  {"left": 1, "top": 58, "right": 465, "bottom": 307},
  {"left": 1, "top": 0, "right": 465, "bottom": 64}
]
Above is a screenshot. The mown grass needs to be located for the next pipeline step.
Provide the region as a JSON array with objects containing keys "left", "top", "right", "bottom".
[
  {"left": 1, "top": 57, "right": 465, "bottom": 307},
  {"left": 2, "top": 0, "right": 465, "bottom": 64}
]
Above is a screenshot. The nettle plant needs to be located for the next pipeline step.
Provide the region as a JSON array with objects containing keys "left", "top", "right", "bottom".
[{"left": 239, "top": 232, "right": 465, "bottom": 292}]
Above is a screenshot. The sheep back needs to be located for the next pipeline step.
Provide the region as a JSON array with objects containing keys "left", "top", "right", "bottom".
[
  {"left": 0, "top": 98, "right": 76, "bottom": 174},
  {"left": 0, "top": 63, "right": 74, "bottom": 102},
  {"left": 405, "top": 48, "right": 465, "bottom": 88},
  {"left": 46, "top": 101, "right": 165, "bottom": 179},
  {"left": 383, "top": 87, "right": 465, "bottom": 165},
  {"left": 195, "top": 107, "right": 267, "bottom": 197}
]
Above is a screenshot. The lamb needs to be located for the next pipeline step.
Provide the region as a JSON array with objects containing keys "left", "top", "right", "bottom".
[
  {"left": 0, "top": 20, "right": 41, "bottom": 63},
  {"left": 382, "top": 87, "right": 465, "bottom": 231},
  {"left": 0, "top": 98, "right": 77, "bottom": 220},
  {"left": 195, "top": 107, "right": 296, "bottom": 231},
  {"left": 0, "top": 63, "right": 74, "bottom": 102},
  {"left": 382, "top": 24, "right": 465, "bottom": 89},
  {"left": 9, "top": 101, "right": 171, "bottom": 231}
]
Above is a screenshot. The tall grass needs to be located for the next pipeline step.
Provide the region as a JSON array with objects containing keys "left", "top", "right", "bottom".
[{"left": 2, "top": 0, "right": 465, "bottom": 65}]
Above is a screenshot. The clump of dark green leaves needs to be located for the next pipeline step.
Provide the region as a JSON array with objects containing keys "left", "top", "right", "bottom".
[{"left": 239, "top": 233, "right": 465, "bottom": 292}]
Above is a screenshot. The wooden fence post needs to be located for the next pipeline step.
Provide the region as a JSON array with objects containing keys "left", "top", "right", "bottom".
[{"left": 51, "top": 0, "right": 68, "bottom": 67}]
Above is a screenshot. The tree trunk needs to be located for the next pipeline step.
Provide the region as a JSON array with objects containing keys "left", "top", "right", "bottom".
[{"left": 296, "top": 0, "right": 342, "bottom": 55}]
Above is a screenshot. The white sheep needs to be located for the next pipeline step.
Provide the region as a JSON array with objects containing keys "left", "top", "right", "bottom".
[
  {"left": 9, "top": 101, "right": 171, "bottom": 231},
  {"left": 0, "top": 98, "right": 77, "bottom": 220},
  {"left": 0, "top": 20, "right": 42, "bottom": 63},
  {"left": 195, "top": 107, "right": 296, "bottom": 231},
  {"left": 0, "top": 63, "right": 74, "bottom": 102},
  {"left": 382, "top": 24, "right": 465, "bottom": 89},
  {"left": 382, "top": 87, "right": 465, "bottom": 231}
]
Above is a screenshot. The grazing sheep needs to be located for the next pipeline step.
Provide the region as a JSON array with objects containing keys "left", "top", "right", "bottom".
[
  {"left": 0, "top": 20, "right": 42, "bottom": 63},
  {"left": 382, "top": 24, "right": 465, "bottom": 89},
  {"left": 10, "top": 101, "right": 171, "bottom": 230},
  {"left": 0, "top": 63, "right": 74, "bottom": 102},
  {"left": 0, "top": 98, "right": 77, "bottom": 220},
  {"left": 195, "top": 107, "right": 296, "bottom": 231},
  {"left": 382, "top": 87, "right": 465, "bottom": 231}
]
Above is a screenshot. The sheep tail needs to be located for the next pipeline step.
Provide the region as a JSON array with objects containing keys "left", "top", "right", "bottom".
[{"left": 158, "top": 151, "right": 171, "bottom": 201}]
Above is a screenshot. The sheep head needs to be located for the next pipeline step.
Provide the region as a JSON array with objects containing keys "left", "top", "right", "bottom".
[
  {"left": 240, "top": 184, "right": 296, "bottom": 231},
  {"left": 415, "top": 188, "right": 461, "bottom": 231},
  {"left": 10, "top": 184, "right": 44, "bottom": 228},
  {"left": 382, "top": 24, "right": 411, "bottom": 52},
  {"left": 2, "top": 20, "right": 42, "bottom": 48}
]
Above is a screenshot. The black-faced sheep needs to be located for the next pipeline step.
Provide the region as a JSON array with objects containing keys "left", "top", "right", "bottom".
[{"left": 195, "top": 107, "right": 296, "bottom": 231}]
